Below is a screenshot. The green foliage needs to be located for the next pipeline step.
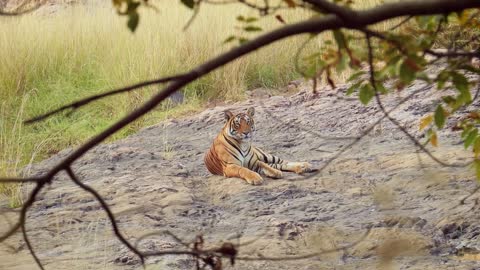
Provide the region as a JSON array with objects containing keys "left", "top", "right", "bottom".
[
  {"left": 359, "top": 83, "right": 375, "bottom": 105},
  {"left": 112, "top": 0, "right": 149, "bottom": 32},
  {"left": 434, "top": 104, "right": 446, "bottom": 129}
]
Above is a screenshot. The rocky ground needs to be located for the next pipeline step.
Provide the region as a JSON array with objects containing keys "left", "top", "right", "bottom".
[{"left": 2, "top": 81, "right": 480, "bottom": 270}]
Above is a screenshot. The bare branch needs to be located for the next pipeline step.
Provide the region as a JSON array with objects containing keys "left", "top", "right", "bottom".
[
  {"left": 65, "top": 167, "right": 145, "bottom": 265},
  {"left": 424, "top": 49, "right": 480, "bottom": 58},
  {"left": 460, "top": 186, "right": 480, "bottom": 205},
  {"left": 0, "top": 221, "right": 21, "bottom": 242},
  {"left": 0, "top": 177, "right": 44, "bottom": 183},
  {"left": 22, "top": 219, "right": 44, "bottom": 270},
  {"left": 183, "top": 1, "right": 201, "bottom": 31},
  {"left": 24, "top": 73, "right": 191, "bottom": 124},
  {"left": 303, "top": 0, "right": 355, "bottom": 22}
]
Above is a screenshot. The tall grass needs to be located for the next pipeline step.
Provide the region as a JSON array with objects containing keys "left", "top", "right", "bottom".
[{"left": 0, "top": 0, "right": 387, "bottom": 205}]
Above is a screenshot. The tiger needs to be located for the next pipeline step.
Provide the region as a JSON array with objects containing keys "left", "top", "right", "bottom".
[{"left": 204, "top": 107, "right": 314, "bottom": 185}]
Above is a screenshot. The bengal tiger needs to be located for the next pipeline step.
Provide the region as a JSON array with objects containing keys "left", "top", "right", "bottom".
[{"left": 204, "top": 107, "right": 314, "bottom": 185}]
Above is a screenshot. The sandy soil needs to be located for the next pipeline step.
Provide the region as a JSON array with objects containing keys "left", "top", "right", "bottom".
[{"left": 1, "top": 81, "right": 480, "bottom": 270}]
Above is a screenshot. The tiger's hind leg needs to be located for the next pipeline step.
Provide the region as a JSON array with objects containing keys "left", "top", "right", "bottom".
[
  {"left": 270, "top": 162, "right": 314, "bottom": 174},
  {"left": 256, "top": 161, "right": 283, "bottom": 179},
  {"left": 253, "top": 147, "right": 314, "bottom": 175}
]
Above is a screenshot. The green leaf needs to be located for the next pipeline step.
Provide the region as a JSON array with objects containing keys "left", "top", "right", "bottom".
[
  {"left": 244, "top": 26, "right": 262, "bottom": 32},
  {"left": 474, "top": 159, "right": 480, "bottom": 182},
  {"left": 434, "top": 104, "right": 446, "bottom": 129},
  {"left": 126, "top": 1, "right": 140, "bottom": 12},
  {"left": 127, "top": 11, "right": 140, "bottom": 32},
  {"left": 462, "top": 126, "right": 473, "bottom": 139},
  {"left": 436, "top": 70, "right": 450, "bottom": 90},
  {"left": 399, "top": 59, "right": 416, "bottom": 83},
  {"left": 359, "top": 84, "right": 374, "bottom": 105},
  {"left": 442, "top": 95, "right": 455, "bottom": 104},
  {"left": 375, "top": 82, "right": 388, "bottom": 94},
  {"left": 238, "top": 37, "right": 249, "bottom": 44},
  {"left": 347, "top": 71, "right": 364, "bottom": 82},
  {"left": 223, "top": 35, "right": 236, "bottom": 44},
  {"left": 464, "top": 128, "right": 478, "bottom": 149},
  {"left": 461, "top": 64, "right": 480, "bottom": 74},
  {"left": 244, "top": 17, "right": 258, "bottom": 23},
  {"left": 336, "top": 52, "right": 348, "bottom": 73},
  {"left": 451, "top": 72, "right": 471, "bottom": 104},
  {"left": 332, "top": 30, "right": 347, "bottom": 50},
  {"left": 473, "top": 137, "right": 480, "bottom": 158},
  {"left": 346, "top": 81, "right": 362, "bottom": 95},
  {"left": 180, "top": 0, "right": 195, "bottom": 9}
]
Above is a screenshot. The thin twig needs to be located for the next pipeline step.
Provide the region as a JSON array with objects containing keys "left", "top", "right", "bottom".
[
  {"left": 236, "top": 226, "right": 371, "bottom": 261},
  {"left": 65, "top": 167, "right": 146, "bottom": 266},
  {"left": 305, "top": 84, "right": 431, "bottom": 181},
  {"left": 22, "top": 219, "right": 44, "bottom": 270},
  {"left": 135, "top": 230, "right": 191, "bottom": 250},
  {"left": 388, "top": 15, "right": 413, "bottom": 31},
  {"left": 366, "top": 33, "right": 470, "bottom": 168},
  {"left": 0, "top": 177, "right": 44, "bottom": 183},
  {"left": 183, "top": 1, "right": 201, "bottom": 31},
  {"left": 24, "top": 73, "right": 190, "bottom": 124},
  {"left": 460, "top": 186, "right": 480, "bottom": 205}
]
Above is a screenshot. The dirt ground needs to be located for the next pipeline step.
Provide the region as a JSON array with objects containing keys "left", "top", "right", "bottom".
[{"left": 2, "top": 81, "right": 480, "bottom": 270}]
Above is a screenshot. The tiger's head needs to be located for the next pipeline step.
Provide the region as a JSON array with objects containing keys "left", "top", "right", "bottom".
[{"left": 224, "top": 107, "right": 256, "bottom": 141}]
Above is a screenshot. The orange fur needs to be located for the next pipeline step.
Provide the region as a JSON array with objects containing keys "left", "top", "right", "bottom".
[{"left": 204, "top": 107, "right": 313, "bottom": 185}]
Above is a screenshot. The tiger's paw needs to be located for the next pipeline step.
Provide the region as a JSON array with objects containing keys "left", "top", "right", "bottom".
[
  {"left": 245, "top": 172, "right": 264, "bottom": 185},
  {"left": 294, "top": 162, "right": 314, "bottom": 174}
]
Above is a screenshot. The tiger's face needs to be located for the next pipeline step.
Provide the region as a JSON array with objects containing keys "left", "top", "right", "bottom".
[{"left": 224, "top": 107, "right": 256, "bottom": 141}]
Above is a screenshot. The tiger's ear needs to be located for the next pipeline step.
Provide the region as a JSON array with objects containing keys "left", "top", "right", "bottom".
[
  {"left": 224, "top": 110, "right": 234, "bottom": 121},
  {"left": 246, "top": 107, "right": 255, "bottom": 117}
]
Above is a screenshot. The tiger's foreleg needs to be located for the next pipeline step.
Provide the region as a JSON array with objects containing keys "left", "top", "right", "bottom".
[{"left": 224, "top": 164, "right": 263, "bottom": 185}]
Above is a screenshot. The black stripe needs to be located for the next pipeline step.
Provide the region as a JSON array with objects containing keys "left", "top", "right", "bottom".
[
  {"left": 223, "top": 144, "right": 242, "bottom": 162},
  {"left": 252, "top": 161, "right": 259, "bottom": 172},
  {"left": 223, "top": 134, "right": 243, "bottom": 156},
  {"left": 245, "top": 146, "right": 252, "bottom": 158},
  {"left": 256, "top": 148, "right": 269, "bottom": 163},
  {"left": 247, "top": 154, "right": 254, "bottom": 168}
]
